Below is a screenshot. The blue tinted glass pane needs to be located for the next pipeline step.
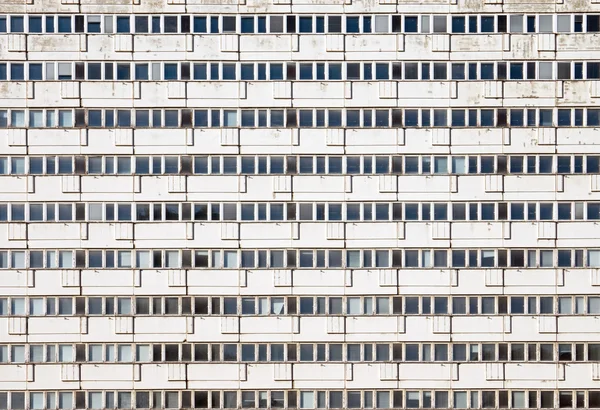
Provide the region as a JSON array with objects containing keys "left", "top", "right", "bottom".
[
  {"left": 164, "top": 64, "right": 178, "bottom": 80},
  {"left": 510, "top": 63, "right": 523, "bottom": 79},
  {"left": 526, "top": 110, "right": 536, "bottom": 126},
  {"left": 194, "top": 110, "right": 208, "bottom": 127},
  {"left": 58, "top": 16, "right": 71, "bottom": 33},
  {"left": 241, "top": 17, "right": 253, "bottom": 33},
  {"left": 299, "top": 16, "right": 312, "bottom": 33},
  {"left": 29, "top": 64, "right": 43, "bottom": 80},
  {"left": 481, "top": 110, "right": 494, "bottom": 126},
  {"left": 452, "top": 110, "right": 465, "bottom": 126},
  {"left": 405, "top": 110, "right": 418, "bottom": 126},
  {"left": 346, "top": 17, "right": 359, "bottom": 33},
  {"left": 558, "top": 110, "right": 571, "bottom": 126},
  {"left": 241, "top": 64, "right": 254, "bottom": 80},
  {"left": 481, "top": 63, "right": 494, "bottom": 79},
  {"left": 257, "top": 64, "right": 266, "bottom": 80},
  {"left": 328, "top": 64, "right": 342, "bottom": 80},
  {"left": 88, "top": 64, "right": 101, "bottom": 80},
  {"left": 88, "top": 19, "right": 101, "bottom": 33},
  {"left": 271, "top": 111, "right": 284, "bottom": 127},
  {"left": 210, "top": 63, "right": 219, "bottom": 80},
  {"left": 299, "top": 64, "right": 312, "bottom": 80},
  {"left": 588, "top": 63, "right": 600, "bottom": 79},
  {"left": 241, "top": 111, "right": 255, "bottom": 126},
  {"left": 152, "top": 16, "right": 160, "bottom": 33},
  {"left": 45, "top": 16, "right": 54, "bottom": 33},
  {"left": 299, "top": 111, "right": 313, "bottom": 127},
  {"left": 10, "top": 64, "right": 24, "bottom": 80},
  {"left": 222, "top": 64, "right": 236, "bottom": 80},
  {"left": 451, "top": 64, "right": 465, "bottom": 80},
  {"left": 481, "top": 16, "right": 495, "bottom": 32},
  {"left": 511, "top": 204, "right": 524, "bottom": 219},
  {"left": 575, "top": 62, "right": 583, "bottom": 79},
  {"left": 452, "top": 16, "right": 465, "bottom": 33},
  {"left": 10, "top": 16, "right": 24, "bottom": 32},
  {"left": 375, "top": 64, "right": 389, "bottom": 79},
  {"left": 29, "top": 16, "right": 42, "bottom": 32},
  {"left": 0, "top": 17, "right": 6, "bottom": 33},
  {"left": 510, "top": 110, "right": 523, "bottom": 126},
  {"left": 421, "top": 63, "right": 430, "bottom": 80},
  {"left": 405, "top": 16, "right": 418, "bottom": 32},
  {"left": 539, "top": 110, "right": 553, "bottom": 126},
  {"left": 316, "top": 16, "right": 324, "bottom": 33},
  {"left": 575, "top": 109, "right": 584, "bottom": 126},
  {"left": 363, "top": 63, "right": 372, "bottom": 80},
  {"left": 588, "top": 110, "right": 599, "bottom": 126},
  {"left": 316, "top": 64, "right": 325, "bottom": 80},
  {"left": 316, "top": 110, "right": 325, "bottom": 127},
  {"left": 0, "top": 64, "right": 6, "bottom": 80},
  {"left": 257, "top": 17, "right": 266, "bottom": 33},
  {"left": 468, "top": 110, "right": 477, "bottom": 126},
  {"left": 363, "top": 16, "right": 371, "bottom": 32},
  {"left": 588, "top": 157, "right": 600, "bottom": 173},
  {"left": 270, "top": 64, "right": 283, "bottom": 80},
  {"left": 135, "top": 64, "right": 148, "bottom": 80},
  {"left": 164, "top": 111, "right": 178, "bottom": 127},
  {"left": 328, "top": 111, "right": 342, "bottom": 127},
  {"left": 89, "top": 111, "right": 102, "bottom": 126},
  {"left": 116, "top": 17, "right": 130, "bottom": 33},
  {"left": 433, "top": 110, "right": 447, "bottom": 126},
  {"left": 117, "top": 111, "right": 131, "bottom": 127},
  {"left": 469, "top": 16, "right": 478, "bottom": 32},
  {"left": 421, "top": 110, "right": 431, "bottom": 127},
  {"left": 193, "top": 64, "right": 207, "bottom": 80},
  {"left": 116, "top": 65, "right": 130, "bottom": 80},
  {"left": 194, "top": 16, "right": 207, "bottom": 32},
  {"left": 346, "top": 111, "right": 359, "bottom": 126},
  {"left": 210, "top": 16, "right": 218, "bottom": 33},
  {"left": 152, "top": 111, "right": 161, "bottom": 127},
  {"left": 105, "top": 110, "right": 114, "bottom": 127},
  {"left": 468, "top": 63, "right": 477, "bottom": 79}
]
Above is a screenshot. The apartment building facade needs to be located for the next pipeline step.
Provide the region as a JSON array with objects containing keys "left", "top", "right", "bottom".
[{"left": 0, "top": 0, "right": 599, "bottom": 408}]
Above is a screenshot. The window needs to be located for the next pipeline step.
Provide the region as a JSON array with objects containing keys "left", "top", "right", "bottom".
[
  {"left": 298, "top": 391, "right": 316, "bottom": 409},
  {"left": 116, "top": 16, "right": 130, "bottom": 32},
  {"left": 557, "top": 15, "right": 571, "bottom": 32},
  {"left": 433, "top": 16, "right": 446, "bottom": 32},
  {"left": 590, "top": 297, "right": 600, "bottom": 314},
  {"left": 539, "top": 62, "right": 553, "bottom": 79},
  {"left": 539, "top": 15, "right": 553, "bottom": 32},
  {"left": 481, "top": 63, "right": 494, "bottom": 79},
  {"left": 452, "top": 16, "right": 465, "bottom": 33},
  {"left": 11, "top": 392, "right": 25, "bottom": 410},
  {"left": 481, "top": 15, "right": 495, "bottom": 32},
  {"left": 451, "top": 64, "right": 465, "bottom": 80},
  {"left": 11, "top": 64, "right": 24, "bottom": 80},
  {"left": 433, "top": 63, "right": 447, "bottom": 80},
  {"left": 8, "top": 15, "right": 23, "bottom": 33}
]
